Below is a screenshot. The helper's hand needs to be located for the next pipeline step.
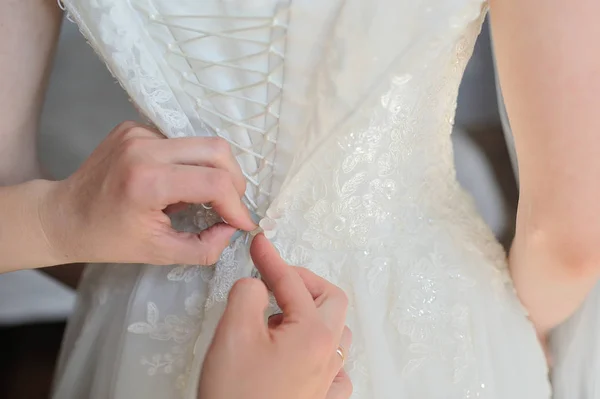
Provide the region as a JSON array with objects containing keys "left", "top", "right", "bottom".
[
  {"left": 198, "top": 233, "right": 352, "bottom": 399},
  {"left": 40, "top": 121, "right": 255, "bottom": 266}
]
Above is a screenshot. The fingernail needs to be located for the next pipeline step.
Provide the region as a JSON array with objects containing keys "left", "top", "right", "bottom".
[{"left": 229, "top": 229, "right": 243, "bottom": 245}]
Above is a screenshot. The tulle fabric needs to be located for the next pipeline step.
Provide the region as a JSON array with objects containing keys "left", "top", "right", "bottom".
[{"left": 53, "top": 1, "right": 550, "bottom": 398}]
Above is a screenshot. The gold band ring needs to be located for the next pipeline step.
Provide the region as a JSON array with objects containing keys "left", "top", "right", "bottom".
[{"left": 336, "top": 345, "right": 346, "bottom": 366}]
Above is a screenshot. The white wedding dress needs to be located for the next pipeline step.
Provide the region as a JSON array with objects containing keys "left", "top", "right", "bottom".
[{"left": 53, "top": 0, "right": 551, "bottom": 398}]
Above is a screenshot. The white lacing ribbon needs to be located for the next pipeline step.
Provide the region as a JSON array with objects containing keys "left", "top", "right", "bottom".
[
  {"left": 129, "top": 6, "right": 290, "bottom": 390},
  {"left": 137, "top": 4, "right": 290, "bottom": 217}
]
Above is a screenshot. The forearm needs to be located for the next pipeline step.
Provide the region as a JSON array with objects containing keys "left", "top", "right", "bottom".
[{"left": 0, "top": 179, "right": 66, "bottom": 273}]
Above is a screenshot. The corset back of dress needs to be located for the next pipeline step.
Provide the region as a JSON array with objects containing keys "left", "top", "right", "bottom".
[
  {"left": 54, "top": 1, "right": 521, "bottom": 398},
  {"left": 64, "top": 0, "right": 486, "bottom": 216}
]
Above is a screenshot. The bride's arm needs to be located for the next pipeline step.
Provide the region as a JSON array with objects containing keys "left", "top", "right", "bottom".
[
  {"left": 0, "top": 0, "right": 62, "bottom": 184},
  {"left": 490, "top": 0, "right": 600, "bottom": 337}
]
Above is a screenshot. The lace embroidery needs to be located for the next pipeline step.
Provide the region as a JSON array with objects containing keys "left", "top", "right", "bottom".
[
  {"left": 261, "top": 7, "right": 514, "bottom": 397},
  {"left": 127, "top": 293, "right": 202, "bottom": 385},
  {"left": 134, "top": 1, "right": 291, "bottom": 216},
  {"left": 57, "top": 0, "right": 551, "bottom": 398}
]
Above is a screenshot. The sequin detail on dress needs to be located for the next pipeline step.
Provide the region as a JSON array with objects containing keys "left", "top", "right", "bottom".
[{"left": 53, "top": 1, "right": 551, "bottom": 398}]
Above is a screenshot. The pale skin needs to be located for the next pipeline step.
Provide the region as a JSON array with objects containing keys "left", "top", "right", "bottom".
[
  {"left": 0, "top": 0, "right": 58, "bottom": 185},
  {"left": 1, "top": 1, "right": 353, "bottom": 397},
  {"left": 0, "top": 118, "right": 354, "bottom": 397},
  {"left": 1, "top": 0, "right": 598, "bottom": 393},
  {"left": 201, "top": 233, "right": 353, "bottom": 399},
  {"left": 490, "top": 0, "right": 600, "bottom": 346},
  {"left": 1, "top": 121, "right": 257, "bottom": 271},
  {"left": 0, "top": 0, "right": 80, "bottom": 285}
]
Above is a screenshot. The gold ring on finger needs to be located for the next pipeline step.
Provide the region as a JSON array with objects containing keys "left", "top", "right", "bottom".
[{"left": 336, "top": 345, "right": 346, "bottom": 366}]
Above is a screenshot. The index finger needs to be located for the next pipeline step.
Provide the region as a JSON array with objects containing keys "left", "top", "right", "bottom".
[
  {"left": 250, "top": 234, "right": 315, "bottom": 317},
  {"left": 161, "top": 165, "right": 256, "bottom": 231},
  {"left": 294, "top": 267, "right": 348, "bottom": 335},
  {"left": 152, "top": 137, "right": 247, "bottom": 196}
]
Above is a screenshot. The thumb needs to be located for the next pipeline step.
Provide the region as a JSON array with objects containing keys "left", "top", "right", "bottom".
[
  {"left": 218, "top": 278, "right": 269, "bottom": 338},
  {"left": 161, "top": 223, "right": 237, "bottom": 266}
]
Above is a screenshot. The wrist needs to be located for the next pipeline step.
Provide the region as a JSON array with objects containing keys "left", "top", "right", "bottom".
[
  {"left": 36, "top": 179, "right": 80, "bottom": 265},
  {"left": 0, "top": 179, "right": 69, "bottom": 272}
]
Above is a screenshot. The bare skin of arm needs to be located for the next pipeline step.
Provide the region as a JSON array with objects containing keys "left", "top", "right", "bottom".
[
  {"left": 0, "top": 3, "right": 255, "bottom": 289},
  {"left": 1, "top": 1, "right": 84, "bottom": 288},
  {"left": 0, "top": 0, "right": 61, "bottom": 183},
  {"left": 490, "top": 0, "right": 600, "bottom": 338}
]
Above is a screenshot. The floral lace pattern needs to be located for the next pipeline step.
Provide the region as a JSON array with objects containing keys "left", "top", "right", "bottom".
[
  {"left": 260, "top": 17, "right": 512, "bottom": 395},
  {"left": 54, "top": 1, "right": 551, "bottom": 398}
]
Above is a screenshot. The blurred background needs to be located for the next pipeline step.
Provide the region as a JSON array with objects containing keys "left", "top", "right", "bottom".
[{"left": 0, "top": 17, "right": 517, "bottom": 398}]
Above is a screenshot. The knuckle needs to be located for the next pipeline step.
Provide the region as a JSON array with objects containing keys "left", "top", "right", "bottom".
[
  {"left": 113, "top": 121, "right": 140, "bottom": 137},
  {"left": 197, "top": 245, "right": 223, "bottom": 266},
  {"left": 203, "top": 138, "right": 245, "bottom": 195},
  {"left": 119, "top": 136, "right": 144, "bottom": 158},
  {"left": 122, "top": 162, "right": 162, "bottom": 201},
  {"left": 344, "top": 326, "right": 353, "bottom": 343},
  {"left": 206, "top": 169, "right": 232, "bottom": 196},
  {"left": 231, "top": 278, "right": 263, "bottom": 295},
  {"left": 127, "top": 126, "right": 152, "bottom": 139},
  {"left": 207, "top": 137, "right": 233, "bottom": 159},
  {"left": 123, "top": 124, "right": 152, "bottom": 138},
  {"left": 117, "top": 123, "right": 157, "bottom": 145},
  {"left": 335, "top": 287, "right": 349, "bottom": 309},
  {"left": 326, "top": 283, "right": 349, "bottom": 311},
  {"left": 293, "top": 266, "right": 314, "bottom": 280},
  {"left": 228, "top": 279, "right": 269, "bottom": 319}
]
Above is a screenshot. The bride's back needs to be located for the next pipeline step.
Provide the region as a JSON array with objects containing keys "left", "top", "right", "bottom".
[
  {"left": 63, "top": 0, "right": 486, "bottom": 213},
  {"left": 54, "top": 1, "right": 550, "bottom": 398}
]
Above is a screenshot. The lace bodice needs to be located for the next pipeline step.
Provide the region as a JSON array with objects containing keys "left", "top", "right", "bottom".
[
  {"left": 62, "top": 0, "right": 486, "bottom": 215},
  {"left": 135, "top": 2, "right": 290, "bottom": 215},
  {"left": 54, "top": 1, "right": 551, "bottom": 398}
]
